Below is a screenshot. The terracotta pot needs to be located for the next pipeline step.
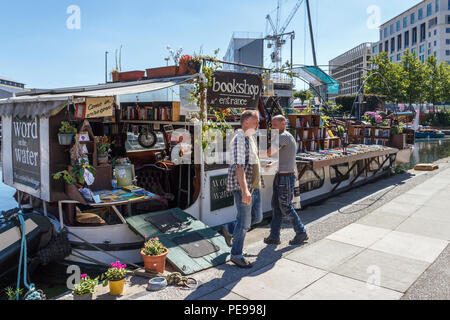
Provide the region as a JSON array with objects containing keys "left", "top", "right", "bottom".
[
  {"left": 140, "top": 247, "right": 169, "bottom": 273},
  {"left": 118, "top": 70, "right": 145, "bottom": 82},
  {"left": 112, "top": 71, "right": 120, "bottom": 82},
  {"left": 73, "top": 293, "right": 93, "bottom": 300},
  {"left": 178, "top": 63, "right": 188, "bottom": 75},
  {"left": 97, "top": 154, "right": 108, "bottom": 165},
  {"left": 146, "top": 66, "right": 178, "bottom": 79},
  {"left": 109, "top": 278, "right": 125, "bottom": 296}
]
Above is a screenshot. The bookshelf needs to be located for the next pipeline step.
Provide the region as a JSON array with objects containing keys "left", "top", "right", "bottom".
[
  {"left": 349, "top": 125, "right": 390, "bottom": 146},
  {"left": 121, "top": 101, "right": 180, "bottom": 122},
  {"left": 288, "top": 114, "right": 341, "bottom": 152}
]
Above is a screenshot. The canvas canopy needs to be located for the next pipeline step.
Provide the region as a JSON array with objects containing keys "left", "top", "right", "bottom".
[
  {"left": 0, "top": 74, "right": 198, "bottom": 118},
  {"left": 292, "top": 66, "right": 340, "bottom": 95}
]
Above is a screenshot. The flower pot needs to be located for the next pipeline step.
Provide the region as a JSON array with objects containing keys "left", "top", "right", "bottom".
[
  {"left": 390, "top": 134, "right": 406, "bottom": 149},
  {"left": 140, "top": 247, "right": 169, "bottom": 274},
  {"left": 112, "top": 71, "right": 120, "bottom": 82},
  {"left": 109, "top": 278, "right": 125, "bottom": 296},
  {"left": 178, "top": 63, "right": 189, "bottom": 75},
  {"left": 118, "top": 70, "right": 145, "bottom": 82},
  {"left": 73, "top": 293, "right": 93, "bottom": 300},
  {"left": 146, "top": 66, "right": 179, "bottom": 79},
  {"left": 58, "top": 133, "right": 74, "bottom": 145},
  {"left": 97, "top": 154, "right": 109, "bottom": 165}
]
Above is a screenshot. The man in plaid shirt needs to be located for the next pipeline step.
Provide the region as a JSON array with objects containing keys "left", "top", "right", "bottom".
[{"left": 222, "top": 110, "right": 264, "bottom": 268}]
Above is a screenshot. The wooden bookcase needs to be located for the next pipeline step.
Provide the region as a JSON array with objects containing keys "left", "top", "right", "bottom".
[
  {"left": 349, "top": 125, "right": 390, "bottom": 146},
  {"left": 288, "top": 114, "right": 341, "bottom": 152},
  {"left": 121, "top": 101, "right": 181, "bottom": 122}
]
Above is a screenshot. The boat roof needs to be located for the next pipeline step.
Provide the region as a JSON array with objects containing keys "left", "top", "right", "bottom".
[{"left": 0, "top": 74, "right": 199, "bottom": 118}]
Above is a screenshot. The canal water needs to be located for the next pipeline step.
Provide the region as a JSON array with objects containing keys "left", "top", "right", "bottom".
[{"left": 1, "top": 136, "right": 450, "bottom": 298}]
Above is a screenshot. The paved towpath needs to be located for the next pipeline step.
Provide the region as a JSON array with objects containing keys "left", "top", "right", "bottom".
[{"left": 57, "top": 157, "right": 450, "bottom": 300}]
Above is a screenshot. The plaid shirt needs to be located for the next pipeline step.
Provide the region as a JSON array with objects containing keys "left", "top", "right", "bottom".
[{"left": 226, "top": 130, "right": 265, "bottom": 192}]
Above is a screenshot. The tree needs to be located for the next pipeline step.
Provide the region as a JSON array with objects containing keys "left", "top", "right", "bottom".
[
  {"left": 400, "top": 50, "right": 426, "bottom": 106},
  {"left": 364, "top": 52, "right": 405, "bottom": 103},
  {"left": 424, "top": 55, "right": 443, "bottom": 111},
  {"left": 293, "top": 89, "right": 314, "bottom": 105}
]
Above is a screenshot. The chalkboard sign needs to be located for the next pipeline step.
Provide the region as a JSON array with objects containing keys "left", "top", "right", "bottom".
[
  {"left": 207, "top": 71, "right": 262, "bottom": 109},
  {"left": 12, "top": 117, "right": 41, "bottom": 189},
  {"left": 210, "top": 175, "right": 234, "bottom": 211}
]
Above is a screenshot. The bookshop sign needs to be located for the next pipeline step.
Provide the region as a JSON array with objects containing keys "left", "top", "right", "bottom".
[
  {"left": 85, "top": 96, "right": 114, "bottom": 118},
  {"left": 207, "top": 71, "right": 262, "bottom": 109},
  {"left": 210, "top": 175, "right": 234, "bottom": 211}
]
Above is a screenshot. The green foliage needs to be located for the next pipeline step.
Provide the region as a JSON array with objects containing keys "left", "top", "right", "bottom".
[
  {"left": 365, "top": 51, "right": 450, "bottom": 105},
  {"left": 96, "top": 135, "right": 113, "bottom": 155},
  {"left": 420, "top": 111, "right": 450, "bottom": 127},
  {"left": 59, "top": 121, "right": 77, "bottom": 135},
  {"left": 73, "top": 275, "right": 98, "bottom": 296},
  {"left": 53, "top": 159, "right": 96, "bottom": 185},
  {"left": 391, "top": 122, "right": 405, "bottom": 135},
  {"left": 293, "top": 89, "right": 314, "bottom": 105},
  {"left": 142, "top": 237, "right": 166, "bottom": 256},
  {"left": 5, "top": 287, "right": 23, "bottom": 300},
  {"left": 101, "top": 261, "right": 129, "bottom": 285}
]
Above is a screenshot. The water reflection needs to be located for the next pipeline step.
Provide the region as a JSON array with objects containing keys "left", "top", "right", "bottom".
[
  {"left": 0, "top": 169, "right": 19, "bottom": 211},
  {"left": 412, "top": 137, "right": 450, "bottom": 165}
]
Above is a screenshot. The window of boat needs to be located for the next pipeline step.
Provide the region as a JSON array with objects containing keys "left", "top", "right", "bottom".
[
  {"left": 298, "top": 166, "right": 325, "bottom": 193},
  {"left": 125, "top": 131, "right": 166, "bottom": 152},
  {"left": 330, "top": 163, "right": 350, "bottom": 184}
]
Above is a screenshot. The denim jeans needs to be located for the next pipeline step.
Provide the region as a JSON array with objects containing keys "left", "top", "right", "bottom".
[
  {"left": 269, "top": 174, "right": 306, "bottom": 240},
  {"left": 226, "top": 189, "right": 262, "bottom": 257}
]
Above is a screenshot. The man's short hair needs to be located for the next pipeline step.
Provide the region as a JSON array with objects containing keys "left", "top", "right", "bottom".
[
  {"left": 240, "top": 110, "right": 259, "bottom": 126},
  {"left": 272, "top": 115, "right": 286, "bottom": 123}
]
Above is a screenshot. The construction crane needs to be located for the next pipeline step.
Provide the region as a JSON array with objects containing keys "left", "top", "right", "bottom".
[{"left": 265, "top": 0, "right": 304, "bottom": 70}]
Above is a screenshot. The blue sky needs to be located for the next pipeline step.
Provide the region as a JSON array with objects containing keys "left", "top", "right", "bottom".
[{"left": 0, "top": 0, "right": 421, "bottom": 89}]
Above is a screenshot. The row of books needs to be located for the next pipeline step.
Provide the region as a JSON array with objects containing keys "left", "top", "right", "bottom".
[{"left": 122, "top": 106, "right": 174, "bottom": 121}]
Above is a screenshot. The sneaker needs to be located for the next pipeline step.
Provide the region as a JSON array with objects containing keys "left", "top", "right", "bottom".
[
  {"left": 263, "top": 236, "right": 281, "bottom": 245},
  {"left": 289, "top": 232, "right": 309, "bottom": 246},
  {"left": 221, "top": 225, "right": 233, "bottom": 247},
  {"left": 230, "top": 256, "right": 253, "bottom": 269}
]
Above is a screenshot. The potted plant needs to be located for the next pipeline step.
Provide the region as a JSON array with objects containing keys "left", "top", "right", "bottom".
[
  {"left": 72, "top": 274, "right": 98, "bottom": 300},
  {"left": 101, "top": 261, "right": 129, "bottom": 296},
  {"left": 146, "top": 45, "right": 183, "bottom": 79},
  {"left": 178, "top": 54, "right": 192, "bottom": 75},
  {"left": 140, "top": 237, "right": 169, "bottom": 274},
  {"left": 111, "top": 46, "right": 122, "bottom": 82},
  {"left": 96, "top": 135, "right": 113, "bottom": 165},
  {"left": 363, "top": 111, "right": 389, "bottom": 127},
  {"left": 390, "top": 121, "right": 406, "bottom": 149},
  {"left": 58, "top": 121, "right": 77, "bottom": 145},
  {"left": 187, "top": 56, "right": 202, "bottom": 74}
]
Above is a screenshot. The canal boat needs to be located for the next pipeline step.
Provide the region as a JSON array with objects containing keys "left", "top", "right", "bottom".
[{"left": 0, "top": 71, "right": 400, "bottom": 275}]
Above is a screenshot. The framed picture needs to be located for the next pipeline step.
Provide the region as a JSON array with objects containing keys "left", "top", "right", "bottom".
[
  {"left": 75, "top": 103, "right": 86, "bottom": 119},
  {"left": 78, "top": 132, "right": 90, "bottom": 142}
]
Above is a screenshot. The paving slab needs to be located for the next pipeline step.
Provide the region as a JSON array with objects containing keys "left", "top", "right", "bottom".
[
  {"left": 285, "top": 239, "right": 364, "bottom": 271},
  {"left": 290, "top": 273, "right": 403, "bottom": 300},
  {"left": 411, "top": 205, "right": 450, "bottom": 223},
  {"left": 357, "top": 211, "right": 409, "bottom": 230},
  {"left": 395, "top": 216, "right": 450, "bottom": 241},
  {"left": 369, "top": 231, "right": 449, "bottom": 263},
  {"left": 392, "top": 193, "right": 432, "bottom": 206},
  {"left": 326, "top": 223, "right": 392, "bottom": 248},
  {"left": 224, "top": 258, "right": 327, "bottom": 300},
  {"left": 332, "top": 249, "right": 430, "bottom": 293},
  {"left": 372, "top": 201, "right": 422, "bottom": 217},
  {"left": 197, "top": 288, "right": 248, "bottom": 300}
]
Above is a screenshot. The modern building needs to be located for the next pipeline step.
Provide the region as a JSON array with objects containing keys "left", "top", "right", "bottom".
[
  {"left": 0, "top": 76, "right": 26, "bottom": 99},
  {"left": 373, "top": 0, "right": 450, "bottom": 64},
  {"left": 329, "top": 42, "right": 374, "bottom": 98},
  {"left": 223, "top": 32, "right": 264, "bottom": 73}
]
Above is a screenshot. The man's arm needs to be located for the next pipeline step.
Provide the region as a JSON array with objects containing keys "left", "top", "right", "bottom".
[{"left": 236, "top": 166, "right": 252, "bottom": 205}]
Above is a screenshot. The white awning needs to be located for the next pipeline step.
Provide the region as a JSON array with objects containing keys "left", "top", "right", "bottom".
[{"left": 0, "top": 74, "right": 198, "bottom": 118}]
